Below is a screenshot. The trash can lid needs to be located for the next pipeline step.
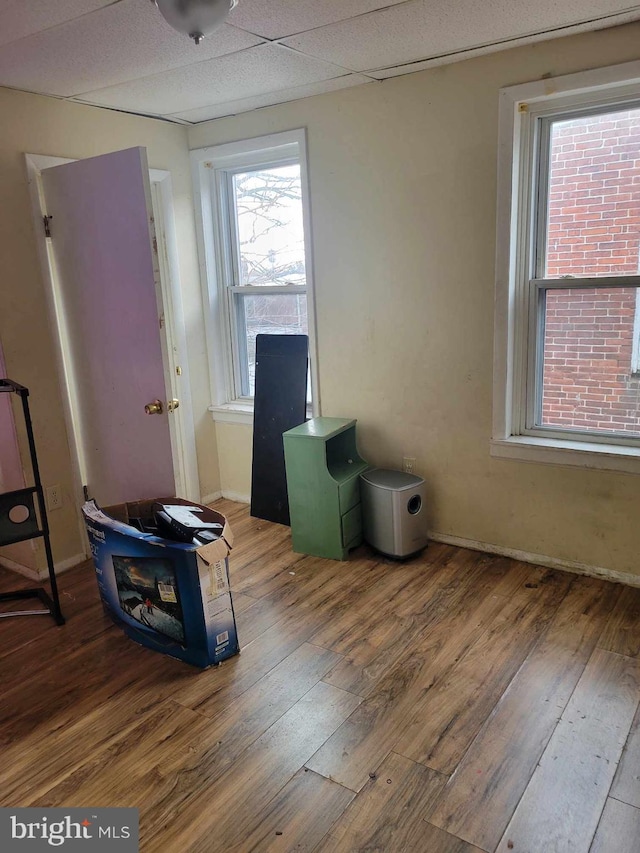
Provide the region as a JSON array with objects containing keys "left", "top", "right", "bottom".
[{"left": 360, "top": 468, "right": 424, "bottom": 490}]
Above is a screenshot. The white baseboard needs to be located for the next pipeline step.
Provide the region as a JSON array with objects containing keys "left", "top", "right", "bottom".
[
  {"left": 204, "top": 490, "right": 250, "bottom": 505},
  {"left": 429, "top": 531, "right": 640, "bottom": 589},
  {"left": 221, "top": 490, "right": 250, "bottom": 504},
  {"left": 0, "top": 552, "right": 87, "bottom": 581},
  {"left": 0, "top": 555, "right": 40, "bottom": 581},
  {"left": 201, "top": 491, "right": 222, "bottom": 505},
  {"left": 45, "top": 552, "right": 87, "bottom": 578}
]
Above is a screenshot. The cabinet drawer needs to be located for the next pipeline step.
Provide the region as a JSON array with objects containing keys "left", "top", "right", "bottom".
[
  {"left": 341, "top": 503, "right": 362, "bottom": 547},
  {"left": 339, "top": 475, "right": 362, "bottom": 515}
]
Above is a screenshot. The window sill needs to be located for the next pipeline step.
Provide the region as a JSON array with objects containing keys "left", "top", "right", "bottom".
[
  {"left": 209, "top": 402, "right": 314, "bottom": 427},
  {"left": 491, "top": 436, "right": 640, "bottom": 474},
  {"left": 209, "top": 404, "right": 254, "bottom": 426}
]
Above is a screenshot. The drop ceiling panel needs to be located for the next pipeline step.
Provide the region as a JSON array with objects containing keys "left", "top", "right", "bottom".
[
  {"left": 1, "top": 0, "right": 640, "bottom": 124},
  {"left": 0, "top": 0, "right": 263, "bottom": 98},
  {"left": 0, "top": 0, "right": 113, "bottom": 48},
  {"left": 367, "top": 8, "right": 640, "bottom": 78},
  {"left": 227, "top": 0, "right": 410, "bottom": 40},
  {"left": 74, "top": 43, "right": 351, "bottom": 116},
  {"left": 281, "top": 0, "right": 640, "bottom": 73},
  {"left": 171, "top": 73, "right": 374, "bottom": 122}
]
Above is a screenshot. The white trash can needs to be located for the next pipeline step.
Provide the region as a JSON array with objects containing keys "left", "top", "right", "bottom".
[{"left": 359, "top": 468, "right": 428, "bottom": 559}]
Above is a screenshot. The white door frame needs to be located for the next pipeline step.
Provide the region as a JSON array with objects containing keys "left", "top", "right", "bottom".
[
  {"left": 147, "top": 170, "right": 200, "bottom": 502},
  {"left": 24, "top": 152, "right": 200, "bottom": 550}
]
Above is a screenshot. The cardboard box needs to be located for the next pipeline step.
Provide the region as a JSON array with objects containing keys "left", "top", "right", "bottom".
[{"left": 82, "top": 497, "right": 239, "bottom": 668}]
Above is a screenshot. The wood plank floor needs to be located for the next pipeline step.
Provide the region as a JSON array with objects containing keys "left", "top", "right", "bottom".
[{"left": 1, "top": 499, "right": 640, "bottom": 852}]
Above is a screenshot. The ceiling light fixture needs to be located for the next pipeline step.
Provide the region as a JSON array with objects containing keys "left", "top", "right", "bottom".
[{"left": 152, "top": 0, "right": 238, "bottom": 45}]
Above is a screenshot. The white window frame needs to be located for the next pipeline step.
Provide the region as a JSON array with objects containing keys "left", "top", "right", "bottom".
[
  {"left": 493, "top": 59, "right": 640, "bottom": 474},
  {"left": 191, "top": 129, "right": 320, "bottom": 426}
]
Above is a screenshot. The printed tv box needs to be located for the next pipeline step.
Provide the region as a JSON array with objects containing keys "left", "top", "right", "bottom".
[{"left": 82, "top": 497, "right": 239, "bottom": 668}]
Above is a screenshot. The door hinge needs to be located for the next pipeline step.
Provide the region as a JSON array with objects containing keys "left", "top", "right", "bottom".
[
  {"left": 83, "top": 484, "right": 90, "bottom": 501},
  {"left": 43, "top": 215, "right": 53, "bottom": 238}
]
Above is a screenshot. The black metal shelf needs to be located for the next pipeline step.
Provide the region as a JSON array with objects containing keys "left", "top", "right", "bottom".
[{"left": 0, "top": 378, "right": 65, "bottom": 625}]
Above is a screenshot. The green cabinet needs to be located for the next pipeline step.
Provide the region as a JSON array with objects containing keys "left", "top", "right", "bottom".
[{"left": 283, "top": 417, "right": 368, "bottom": 560}]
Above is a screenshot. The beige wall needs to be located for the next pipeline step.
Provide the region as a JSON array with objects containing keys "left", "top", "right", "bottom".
[
  {"left": 0, "top": 87, "right": 219, "bottom": 573},
  {"left": 189, "top": 23, "right": 640, "bottom": 577},
  {"left": 214, "top": 422, "right": 253, "bottom": 501},
  {"left": 3, "top": 23, "right": 638, "bottom": 579}
]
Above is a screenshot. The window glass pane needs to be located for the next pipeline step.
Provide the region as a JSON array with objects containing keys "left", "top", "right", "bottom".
[
  {"left": 544, "top": 107, "right": 640, "bottom": 278},
  {"left": 232, "top": 164, "right": 306, "bottom": 286},
  {"left": 239, "top": 293, "right": 308, "bottom": 397},
  {"left": 540, "top": 287, "right": 640, "bottom": 435}
]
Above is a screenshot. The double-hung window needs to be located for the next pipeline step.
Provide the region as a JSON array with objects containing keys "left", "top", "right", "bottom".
[
  {"left": 192, "top": 130, "right": 317, "bottom": 423},
  {"left": 493, "top": 62, "right": 640, "bottom": 472}
]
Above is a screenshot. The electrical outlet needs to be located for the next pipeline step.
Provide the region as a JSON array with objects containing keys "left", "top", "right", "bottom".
[
  {"left": 402, "top": 457, "right": 416, "bottom": 474},
  {"left": 46, "top": 485, "right": 63, "bottom": 511}
]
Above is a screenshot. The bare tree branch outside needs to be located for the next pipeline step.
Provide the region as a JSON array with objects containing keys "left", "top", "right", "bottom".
[{"left": 231, "top": 163, "right": 309, "bottom": 396}]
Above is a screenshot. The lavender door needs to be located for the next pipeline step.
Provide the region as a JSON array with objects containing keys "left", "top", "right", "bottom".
[{"left": 41, "top": 148, "right": 175, "bottom": 507}]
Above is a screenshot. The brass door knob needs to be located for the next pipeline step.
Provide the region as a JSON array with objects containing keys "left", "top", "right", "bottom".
[
  {"left": 167, "top": 399, "right": 180, "bottom": 412},
  {"left": 144, "top": 400, "right": 164, "bottom": 415}
]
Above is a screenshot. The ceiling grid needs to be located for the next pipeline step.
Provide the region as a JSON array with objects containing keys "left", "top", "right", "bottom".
[{"left": 0, "top": 0, "right": 639, "bottom": 123}]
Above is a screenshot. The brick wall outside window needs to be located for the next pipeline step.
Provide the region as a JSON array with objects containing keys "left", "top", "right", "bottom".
[{"left": 541, "top": 109, "right": 640, "bottom": 434}]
